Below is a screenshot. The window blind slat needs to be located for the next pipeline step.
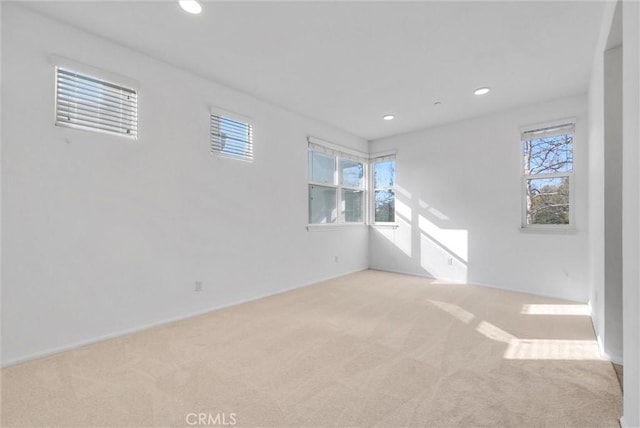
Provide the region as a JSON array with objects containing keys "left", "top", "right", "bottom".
[
  {"left": 57, "top": 69, "right": 136, "bottom": 95},
  {"left": 56, "top": 114, "right": 136, "bottom": 136},
  {"left": 57, "top": 87, "right": 138, "bottom": 114},
  {"left": 55, "top": 67, "right": 138, "bottom": 139},
  {"left": 57, "top": 73, "right": 136, "bottom": 97},
  {"left": 57, "top": 72, "right": 137, "bottom": 106},
  {"left": 57, "top": 79, "right": 137, "bottom": 106},
  {"left": 210, "top": 114, "right": 253, "bottom": 161},
  {"left": 57, "top": 110, "right": 137, "bottom": 132},
  {"left": 57, "top": 101, "right": 137, "bottom": 123},
  {"left": 57, "top": 109, "right": 137, "bottom": 130}
]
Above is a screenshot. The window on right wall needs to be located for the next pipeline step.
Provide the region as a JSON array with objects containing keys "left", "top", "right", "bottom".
[
  {"left": 521, "top": 121, "right": 575, "bottom": 229},
  {"left": 373, "top": 155, "right": 396, "bottom": 223}
]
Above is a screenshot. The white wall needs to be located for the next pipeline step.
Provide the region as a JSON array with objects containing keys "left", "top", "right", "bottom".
[
  {"left": 591, "top": 1, "right": 640, "bottom": 424},
  {"left": 587, "top": 0, "right": 621, "bottom": 367},
  {"left": 622, "top": 0, "right": 640, "bottom": 425},
  {"left": 369, "top": 95, "right": 590, "bottom": 302},
  {"left": 0, "top": 4, "right": 369, "bottom": 366},
  {"left": 588, "top": 39, "right": 607, "bottom": 360},
  {"left": 603, "top": 45, "right": 623, "bottom": 364}
]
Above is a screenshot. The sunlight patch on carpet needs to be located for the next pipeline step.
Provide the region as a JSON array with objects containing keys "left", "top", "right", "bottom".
[
  {"left": 504, "top": 339, "right": 601, "bottom": 360},
  {"left": 521, "top": 304, "right": 590, "bottom": 316}
]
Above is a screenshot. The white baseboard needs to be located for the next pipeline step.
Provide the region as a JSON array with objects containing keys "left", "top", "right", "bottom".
[
  {"left": 1, "top": 266, "right": 368, "bottom": 368},
  {"left": 368, "top": 266, "right": 435, "bottom": 280}
]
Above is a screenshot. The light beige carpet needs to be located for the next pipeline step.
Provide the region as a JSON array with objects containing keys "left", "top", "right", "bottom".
[{"left": 1, "top": 270, "right": 622, "bottom": 427}]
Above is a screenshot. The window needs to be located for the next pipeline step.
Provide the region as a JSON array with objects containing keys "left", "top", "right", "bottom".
[
  {"left": 55, "top": 67, "right": 138, "bottom": 139},
  {"left": 373, "top": 155, "right": 396, "bottom": 223},
  {"left": 210, "top": 114, "right": 253, "bottom": 161},
  {"left": 521, "top": 121, "right": 574, "bottom": 228},
  {"left": 308, "top": 139, "right": 366, "bottom": 225}
]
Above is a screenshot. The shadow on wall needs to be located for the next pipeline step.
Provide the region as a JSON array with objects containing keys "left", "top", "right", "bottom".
[{"left": 372, "top": 185, "right": 469, "bottom": 283}]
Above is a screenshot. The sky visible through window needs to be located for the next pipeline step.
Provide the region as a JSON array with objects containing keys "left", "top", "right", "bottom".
[
  {"left": 523, "top": 133, "right": 573, "bottom": 225},
  {"left": 374, "top": 160, "right": 395, "bottom": 222},
  {"left": 219, "top": 116, "right": 251, "bottom": 158}
]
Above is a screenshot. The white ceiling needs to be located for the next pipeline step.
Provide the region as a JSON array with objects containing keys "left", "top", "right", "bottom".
[{"left": 23, "top": 1, "right": 605, "bottom": 141}]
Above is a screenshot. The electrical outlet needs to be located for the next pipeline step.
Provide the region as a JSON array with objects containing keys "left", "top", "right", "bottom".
[
  {"left": 334, "top": 256, "right": 339, "bottom": 263},
  {"left": 447, "top": 257, "right": 453, "bottom": 266},
  {"left": 195, "top": 281, "right": 203, "bottom": 292}
]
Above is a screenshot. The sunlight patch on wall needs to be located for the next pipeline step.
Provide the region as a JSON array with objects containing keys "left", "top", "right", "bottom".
[
  {"left": 395, "top": 218, "right": 412, "bottom": 256},
  {"left": 396, "top": 185, "right": 412, "bottom": 199},
  {"left": 395, "top": 199, "right": 412, "bottom": 221},
  {"left": 521, "top": 304, "right": 590, "bottom": 316},
  {"left": 375, "top": 221, "right": 412, "bottom": 257},
  {"left": 418, "top": 200, "right": 450, "bottom": 221},
  {"left": 418, "top": 215, "right": 468, "bottom": 262},
  {"left": 420, "top": 233, "right": 468, "bottom": 283}
]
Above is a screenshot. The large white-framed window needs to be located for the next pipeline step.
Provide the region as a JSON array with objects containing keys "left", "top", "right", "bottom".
[
  {"left": 308, "top": 138, "right": 367, "bottom": 226},
  {"left": 55, "top": 67, "right": 138, "bottom": 139},
  {"left": 372, "top": 154, "right": 396, "bottom": 224},
  {"left": 521, "top": 120, "right": 575, "bottom": 229}
]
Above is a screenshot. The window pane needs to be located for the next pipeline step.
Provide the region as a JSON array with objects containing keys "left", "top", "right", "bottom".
[
  {"left": 526, "top": 177, "right": 570, "bottom": 225},
  {"left": 341, "top": 189, "right": 363, "bottom": 223},
  {"left": 375, "top": 189, "right": 395, "bottom": 222},
  {"left": 374, "top": 160, "right": 395, "bottom": 188},
  {"left": 309, "top": 185, "right": 337, "bottom": 224},
  {"left": 308, "top": 151, "right": 335, "bottom": 184},
  {"left": 523, "top": 133, "right": 573, "bottom": 175},
  {"left": 340, "top": 159, "right": 364, "bottom": 188},
  {"left": 211, "top": 115, "right": 253, "bottom": 160}
]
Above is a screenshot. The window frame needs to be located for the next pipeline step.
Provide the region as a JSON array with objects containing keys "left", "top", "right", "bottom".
[
  {"left": 307, "top": 138, "right": 367, "bottom": 228},
  {"left": 520, "top": 119, "right": 576, "bottom": 231}
]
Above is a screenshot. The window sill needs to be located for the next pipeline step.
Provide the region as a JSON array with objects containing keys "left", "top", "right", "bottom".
[
  {"left": 307, "top": 224, "right": 368, "bottom": 232},
  {"left": 370, "top": 224, "right": 399, "bottom": 230},
  {"left": 520, "top": 226, "right": 578, "bottom": 234}
]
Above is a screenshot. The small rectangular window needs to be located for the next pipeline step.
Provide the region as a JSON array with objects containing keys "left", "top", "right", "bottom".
[
  {"left": 521, "top": 122, "right": 574, "bottom": 228},
  {"left": 55, "top": 67, "right": 138, "bottom": 139},
  {"left": 210, "top": 114, "right": 253, "bottom": 161},
  {"left": 373, "top": 157, "right": 396, "bottom": 223}
]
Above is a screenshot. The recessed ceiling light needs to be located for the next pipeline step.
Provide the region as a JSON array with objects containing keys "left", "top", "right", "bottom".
[
  {"left": 383, "top": 114, "right": 395, "bottom": 121},
  {"left": 474, "top": 87, "right": 491, "bottom": 96},
  {"left": 179, "top": 0, "right": 202, "bottom": 14}
]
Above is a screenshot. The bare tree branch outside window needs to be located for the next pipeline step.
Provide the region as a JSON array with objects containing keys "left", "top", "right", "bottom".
[{"left": 522, "top": 126, "right": 574, "bottom": 226}]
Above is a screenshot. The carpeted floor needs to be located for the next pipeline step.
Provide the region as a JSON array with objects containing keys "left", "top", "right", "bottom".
[{"left": 1, "top": 269, "right": 622, "bottom": 427}]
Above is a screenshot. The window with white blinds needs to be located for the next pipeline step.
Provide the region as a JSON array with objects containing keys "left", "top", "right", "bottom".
[
  {"left": 210, "top": 114, "right": 253, "bottom": 161},
  {"left": 55, "top": 68, "right": 138, "bottom": 139}
]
